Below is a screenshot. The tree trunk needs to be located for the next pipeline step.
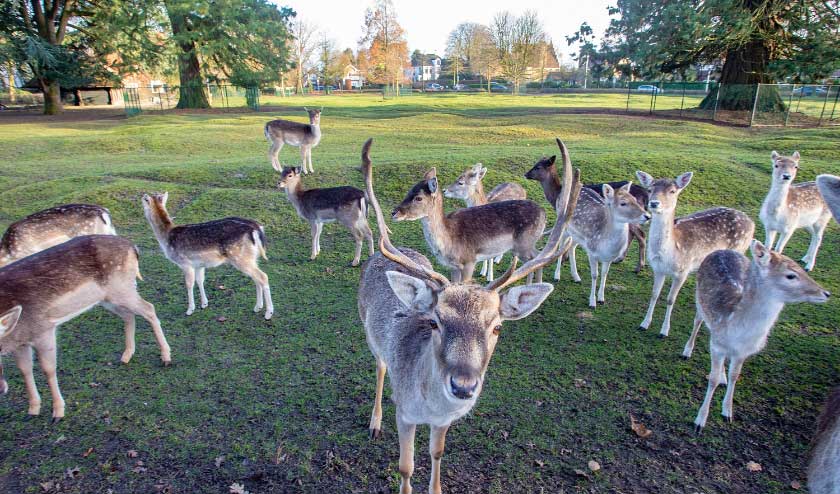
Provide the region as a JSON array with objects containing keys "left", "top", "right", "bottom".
[
  {"left": 43, "top": 80, "right": 62, "bottom": 115},
  {"left": 699, "top": 39, "right": 784, "bottom": 111},
  {"left": 7, "top": 63, "right": 15, "bottom": 103},
  {"left": 167, "top": 7, "right": 210, "bottom": 109}
]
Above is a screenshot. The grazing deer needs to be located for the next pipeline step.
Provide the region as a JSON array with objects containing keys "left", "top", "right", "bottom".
[
  {"left": 443, "top": 163, "right": 527, "bottom": 281},
  {"left": 809, "top": 386, "right": 840, "bottom": 494},
  {"left": 277, "top": 166, "right": 374, "bottom": 266},
  {"left": 265, "top": 108, "right": 322, "bottom": 174},
  {"left": 525, "top": 138, "right": 649, "bottom": 276},
  {"left": 684, "top": 241, "right": 829, "bottom": 431},
  {"left": 759, "top": 151, "right": 831, "bottom": 271},
  {"left": 816, "top": 174, "right": 840, "bottom": 224},
  {"left": 567, "top": 183, "right": 650, "bottom": 308},
  {"left": 636, "top": 171, "right": 755, "bottom": 337},
  {"left": 359, "top": 137, "right": 580, "bottom": 494},
  {"left": 142, "top": 193, "right": 274, "bottom": 319},
  {"left": 392, "top": 168, "right": 546, "bottom": 283},
  {"left": 0, "top": 204, "right": 116, "bottom": 267},
  {"left": 0, "top": 235, "right": 171, "bottom": 421}
]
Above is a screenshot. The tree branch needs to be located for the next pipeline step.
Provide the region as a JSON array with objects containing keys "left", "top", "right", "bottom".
[{"left": 56, "top": 0, "right": 75, "bottom": 44}]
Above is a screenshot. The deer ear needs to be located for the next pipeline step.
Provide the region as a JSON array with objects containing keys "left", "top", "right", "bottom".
[
  {"left": 620, "top": 181, "right": 633, "bottom": 193},
  {"left": 500, "top": 283, "right": 554, "bottom": 321},
  {"left": 424, "top": 167, "right": 437, "bottom": 181},
  {"left": 675, "top": 172, "right": 693, "bottom": 189},
  {"left": 771, "top": 150, "right": 780, "bottom": 161},
  {"left": 548, "top": 155, "right": 557, "bottom": 165},
  {"left": 161, "top": 192, "right": 169, "bottom": 204},
  {"left": 750, "top": 239, "right": 771, "bottom": 267},
  {"left": 0, "top": 305, "right": 22, "bottom": 338},
  {"left": 476, "top": 165, "right": 487, "bottom": 180},
  {"left": 427, "top": 177, "right": 438, "bottom": 194},
  {"left": 142, "top": 194, "right": 151, "bottom": 203},
  {"left": 636, "top": 171, "right": 654, "bottom": 188},
  {"left": 602, "top": 183, "right": 614, "bottom": 199},
  {"left": 792, "top": 151, "right": 800, "bottom": 161},
  {"left": 386, "top": 271, "right": 435, "bottom": 313}
]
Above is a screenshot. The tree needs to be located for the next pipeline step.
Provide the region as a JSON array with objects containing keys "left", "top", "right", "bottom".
[
  {"left": 490, "top": 10, "right": 545, "bottom": 92},
  {"left": 317, "top": 34, "right": 343, "bottom": 87},
  {"left": 289, "top": 18, "right": 317, "bottom": 93},
  {"left": 446, "top": 22, "right": 482, "bottom": 84},
  {"left": 469, "top": 24, "right": 498, "bottom": 90},
  {"left": 360, "top": 0, "right": 408, "bottom": 90}
]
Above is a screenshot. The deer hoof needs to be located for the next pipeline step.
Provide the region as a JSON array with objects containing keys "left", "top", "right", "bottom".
[
  {"left": 369, "top": 428, "right": 381, "bottom": 440},
  {"left": 162, "top": 359, "right": 172, "bottom": 367},
  {"left": 264, "top": 311, "right": 274, "bottom": 320},
  {"left": 724, "top": 414, "right": 733, "bottom": 424},
  {"left": 694, "top": 424, "right": 703, "bottom": 434},
  {"left": 24, "top": 413, "right": 37, "bottom": 421},
  {"left": 51, "top": 416, "right": 63, "bottom": 425},
  {"left": 657, "top": 333, "right": 667, "bottom": 339},
  {"left": 186, "top": 309, "right": 194, "bottom": 316},
  {"left": 0, "top": 380, "right": 7, "bottom": 395}
]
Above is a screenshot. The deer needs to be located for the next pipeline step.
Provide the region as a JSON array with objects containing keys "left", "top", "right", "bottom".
[
  {"left": 142, "top": 193, "right": 274, "bottom": 319},
  {"left": 636, "top": 171, "right": 755, "bottom": 338},
  {"left": 443, "top": 163, "right": 527, "bottom": 281},
  {"left": 359, "top": 137, "right": 580, "bottom": 494},
  {"left": 525, "top": 138, "right": 649, "bottom": 278},
  {"left": 759, "top": 151, "right": 831, "bottom": 271},
  {"left": 0, "top": 204, "right": 117, "bottom": 267},
  {"left": 683, "top": 240, "right": 829, "bottom": 432},
  {"left": 392, "top": 167, "right": 547, "bottom": 284},
  {"left": 0, "top": 235, "right": 171, "bottom": 422},
  {"left": 809, "top": 386, "right": 840, "bottom": 494},
  {"left": 265, "top": 107, "right": 322, "bottom": 174},
  {"left": 277, "top": 166, "right": 374, "bottom": 266},
  {"left": 816, "top": 174, "right": 840, "bottom": 224},
  {"left": 567, "top": 182, "right": 650, "bottom": 308}
]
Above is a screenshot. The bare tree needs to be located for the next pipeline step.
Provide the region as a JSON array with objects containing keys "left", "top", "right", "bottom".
[
  {"left": 291, "top": 19, "right": 319, "bottom": 93},
  {"left": 360, "top": 0, "right": 409, "bottom": 92},
  {"left": 470, "top": 24, "right": 498, "bottom": 91},
  {"left": 446, "top": 22, "right": 481, "bottom": 86},
  {"left": 490, "top": 10, "right": 545, "bottom": 93}
]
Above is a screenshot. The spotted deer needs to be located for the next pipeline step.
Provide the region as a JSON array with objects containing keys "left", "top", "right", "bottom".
[
  {"left": 817, "top": 174, "right": 840, "bottom": 224},
  {"left": 443, "top": 163, "right": 527, "bottom": 281},
  {"left": 359, "top": 137, "right": 580, "bottom": 494},
  {"left": 142, "top": 193, "right": 274, "bottom": 319},
  {"left": 0, "top": 235, "right": 171, "bottom": 421},
  {"left": 636, "top": 171, "right": 755, "bottom": 337},
  {"left": 265, "top": 108, "right": 322, "bottom": 173},
  {"left": 0, "top": 204, "right": 116, "bottom": 267},
  {"left": 277, "top": 166, "right": 374, "bottom": 266},
  {"left": 759, "top": 151, "right": 831, "bottom": 271},
  {"left": 683, "top": 241, "right": 829, "bottom": 431},
  {"left": 525, "top": 138, "right": 649, "bottom": 277},
  {"left": 809, "top": 386, "right": 840, "bottom": 494},
  {"left": 567, "top": 183, "right": 650, "bottom": 308}
]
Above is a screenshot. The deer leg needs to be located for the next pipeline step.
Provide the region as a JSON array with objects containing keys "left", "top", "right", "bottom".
[
  {"left": 300, "top": 146, "right": 309, "bottom": 174},
  {"left": 588, "top": 255, "right": 599, "bottom": 308},
  {"left": 234, "top": 259, "right": 273, "bottom": 320},
  {"left": 631, "top": 224, "right": 646, "bottom": 273},
  {"left": 309, "top": 221, "right": 320, "bottom": 260},
  {"left": 640, "top": 272, "right": 666, "bottom": 330},
  {"left": 307, "top": 147, "right": 314, "bottom": 174},
  {"left": 553, "top": 255, "right": 563, "bottom": 281},
  {"left": 721, "top": 356, "right": 746, "bottom": 422},
  {"left": 660, "top": 272, "right": 688, "bottom": 337},
  {"left": 461, "top": 261, "right": 477, "bottom": 283},
  {"left": 764, "top": 229, "right": 778, "bottom": 251},
  {"left": 0, "top": 357, "right": 7, "bottom": 395},
  {"left": 102, "top": 303, "right": 136, "bottom": 364},
  {"left": 568, "top": 243, "right": 582, "bottom": 282},
  {"left": 183, "top": 266, "right": 196, "bottom": 316},
  {"left": 35, "top": 338, "right": 64, "bottom": 422},
  {"left": 682, "top": 312, "right": 704, "bottom": 359},
  {"left": 196, "top": 267, "right": 208, "bottom": 309},
  {"left": 429, "top": 424, "right": 450, "bottom": 494},
  {"left": 396, "top": 413, "right": 417, "bottom": 494},
  {"left": 774, "top": 228, "right": 795, "bottom": 254},
  {"left": 598, "top": 261, "right": 611, "bottom": 304},
  {"left": 350, "top": 226, "right": 364, "bottom": 267},
  {"left": 268, "top": 139, "right": 284, "bottom": 172},
  {"left": 369, "top": 357, "right": 386, "bottom": 439},
  {"left": 803, "top": 221, "right": 827, "bottom": 271},
  {"left": 480, "top": 260, "right": 488, "bottom": 278},
  {"left": 15, "top": 346, "right": 40, "bottom": 416},
  {"left": 112, "top": 293, "right": 172, "bottom": 364},
  {"left": 487, "top": 259, "right": 495, "bottom": 281},
  {"left": 694, "top": 349, "right": 725, "bottom": 432}
]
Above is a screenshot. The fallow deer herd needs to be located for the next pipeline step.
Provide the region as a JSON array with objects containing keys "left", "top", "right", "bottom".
[{"left": 0, "top": 107, "right": 837, "bottom": 492}]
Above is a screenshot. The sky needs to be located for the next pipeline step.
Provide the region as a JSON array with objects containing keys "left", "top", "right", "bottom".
[{"left": 281, "top": 0, "right": 615, "bottom": 63}]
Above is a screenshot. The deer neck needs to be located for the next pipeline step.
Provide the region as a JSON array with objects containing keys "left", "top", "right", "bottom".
[
  {"left": 284, "top": 181, "right": 307, "bottom": 217},
  {"left": 738, "top": 267, "right": 786, "bottom": 331},
  {"left": 648, "top": 208, "right": 677, "bottom": 258},
  {"left": 541, "top": 172, "right": 562, "bottom": 207},
  {"left": 419, "top": 197, "right": 453, "bottom": 265},
  {"left": 309, "top": 121, "right": 321, "bottom": 140},
  {"left": 764, "top": 179, "right": 792, "bottom": 213},
  {"left": 466, "top": 182, "right": 488, "bottom": 207},
  {"left": 146, "top": 209, "right": 175, "bottom": 254}
]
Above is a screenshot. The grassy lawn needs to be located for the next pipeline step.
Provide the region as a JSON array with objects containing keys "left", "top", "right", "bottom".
[{"left": 0, "top": 94, "right": 839, "bottom": 493}]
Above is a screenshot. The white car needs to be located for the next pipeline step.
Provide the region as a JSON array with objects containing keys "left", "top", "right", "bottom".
[{"left": 637, "top": 85, "right": 662, "bottom": 94}]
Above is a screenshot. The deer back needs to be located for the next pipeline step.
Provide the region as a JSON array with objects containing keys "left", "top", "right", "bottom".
[
  {"left": 487, "top": 182, "right": 527, "bottom": 203},
  {"left": 168, "top": 217, "right": 265, "bottom": 257},
  {"left": 673, "top": 207, "right": 755, "bottom": 263},
  {"left": 810, "top": 386, "right": 840, "bottom": 494}
]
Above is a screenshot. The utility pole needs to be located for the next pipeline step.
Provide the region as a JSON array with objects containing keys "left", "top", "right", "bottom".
[{"left": 583, "top": 54, "right": 589, "bottom": 89}]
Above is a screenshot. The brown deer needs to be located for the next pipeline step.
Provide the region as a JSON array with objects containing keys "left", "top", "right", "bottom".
[
  {"left": 443, "top": 163, "right": 527, "bottom": 281},
  {"left": 265, "top": 108, "right": 322, "bottom": 173},
  {"left": 685, "top": 241, "right": 829, "bottom": 431},
  {"left": 636, "top": 171, "right": 755, "bottom": 337},
  {"left": 816, "top": 174, "right": 840, "bottom": 223},
  {"left": 0, "top": 235, "right": 171, "bottom": 421},
  {"left": 525, "top": 138, "right": 649, "bottom": 276},
  {"left": 277, "top": 166, "right": 374, "bottom": 266},
  {"left": 0, "top": 204, "right": 117, "bottom": 267},
  {"left": 809, "top": 386, "right": 840, "bottom": 494},
  {"left": 142, "top": 193, "right": 274, "bottom": 319},
  {"left": 359, "top": 137, "right": 580, "bottom": 494},
  {"left": 392, "top": 169, "right": 546, "bottom": 283},
  {"left": 760, "top": 151, "right": 831, "bottom": 271}
]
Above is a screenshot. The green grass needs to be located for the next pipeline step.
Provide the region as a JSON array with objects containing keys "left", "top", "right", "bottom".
[{"left": 0, "top": 94, "right": 839, "bottom": 493}]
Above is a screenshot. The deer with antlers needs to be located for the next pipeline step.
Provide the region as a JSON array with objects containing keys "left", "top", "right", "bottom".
[
  {"left": 0, "top": 204, "right": 117, "bottom": 268},
  {"left": 443, "top": 163, "right": 527, "bottom": 281},
  {"left": 265, "top": 108, "right": 322, "bottom": 174},
  {"left": 0, "top": 235, "right": 171, "bottom": 421},
  {"left": 809, "top": 386, "right": 840, "bottom": 494},
  {"left": 359, "top": 138, "right": 580, "bottom": 494},
  {"left": 636, "top": 171, "right": 755, "bottom": 338}
]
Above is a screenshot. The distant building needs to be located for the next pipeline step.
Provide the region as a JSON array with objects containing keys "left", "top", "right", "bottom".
[
  {"left": 342, "top": 64, "right": 365, "bottom": 89},
  {"left": 410, "top": 57, "right": 441, "bottom": 82}
]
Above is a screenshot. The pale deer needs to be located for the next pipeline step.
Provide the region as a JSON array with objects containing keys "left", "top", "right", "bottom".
[
  {"left": 567, "top": 183, "right": 650, "bottom": 308},
  {"left": 142, "top": 193, "right": 274, "bottom": 319},
  {"left": 277, "top": 166, "right": 374, "bottom": 266},
  {"left": 636, "top": 171, "right": 755, "bottom": 337},
  {"left": 817, "top": 174, "right": 840, "bottom": 224},
  {"left": 809, "top": 386, "right": 840, "bottom": 494},
  {"left": 0, "top": 235, "right": 171, "bottom": 421},
  {"left": 525, "top": 138, "right": 649, "bottom": 276},
  {"left": 683, "top": 241, "right": 829, "bottom": 431},
  {"left": 0, "top": 204, "right": 116, "bottom": 267},
  {"left": 359, "top": 137, "right": 580, "bottom": 494},
  {"left": 759, "top": 151, "right": 831, "bottom": 271},
  {"left": 392, "top": 168, "right": 546, "bottom": 283},
  {"left": 443, "top": 163, "right": 527, "bottom": 281},
  {"left": 265, "top": 108, "right": 322, "bottom": 174}
]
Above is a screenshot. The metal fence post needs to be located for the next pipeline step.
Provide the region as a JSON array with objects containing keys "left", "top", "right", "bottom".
[
  {"left": 679, "top": 82, "right": 686, "bottom": 117},
  {"left": 829, "top": 86, "right": 840, "bottom": 124},
  {"left": 712, "top": 84, "right": 721, "bottom": 121},
  {"left": 784, "top": 85, "right": 794, "bottom": 127},
  {"left": 626, "top": 83, "right": 631, "bottom": 113},
  {"left": 818, "top": 84, "right": 831, "bottom": 126},
  {"left": 749, "top": 84, "right": 761, "bottom": 127}
]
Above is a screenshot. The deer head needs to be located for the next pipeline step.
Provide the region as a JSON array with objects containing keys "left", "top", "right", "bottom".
[
  {"left": 636, "top": 171, "right": 693, "bottom": 215},
  {"left": 750, "top": 240, "right": 830, "bottom": 303},
  {"left": 444, "top": 163, "right": 486, "bottom": 200},
  {"left": 392, "top": 168, "right": 442, "bottom": 221},
  {"left": 770, "top": 151, "right": 801, "bottom": 183},
  {"left": 277, "top": 166, "right": 303, "bottom": 190},
  {"left": 603, "top": 182, "right": 651, "bottom": 224},
  {"left": 524, "top": 155, "right": 557, "bottom": 182}
]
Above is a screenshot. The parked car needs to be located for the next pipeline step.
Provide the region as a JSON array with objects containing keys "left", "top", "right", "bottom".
[
  {"left": 637, "top": 85, "right": 662, "bottom": 94},
  {"left": 425, "top": 83, "right": 444, "bottom": 91},
  {"left": 793, "top": 86, "right": 827, "bottom": 96},
  {"left": 489, "top": 82, "right": 508, "bottom": 92},
  {"left": 453, "top": 83, "right": 468, "bottom": 91}
]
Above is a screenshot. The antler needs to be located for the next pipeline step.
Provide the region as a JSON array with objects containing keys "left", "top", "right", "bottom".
[
  {"left": 487, "top": 137, "right": 581, "bottom": 292},
  {"left": 361, "top": 138, "right": 451, "bottom": 288}
]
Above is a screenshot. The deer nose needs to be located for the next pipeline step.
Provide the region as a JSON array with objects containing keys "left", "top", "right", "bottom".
[
  {"left": 649, "top": 200, "right": 660, "bottom": 209},
  {"left": 782, "top": 174, "right": 792, "bottom": 180},
  {"left": 823, "top": 290, "right": 831, "bottom": 298},
  {"left": 643, "top": 212, "right": 652, "bottom": 222},
  {"left": 450, "top": 374, "right": 478, "bottom": 400}
]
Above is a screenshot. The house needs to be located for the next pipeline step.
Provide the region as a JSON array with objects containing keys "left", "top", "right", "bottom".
[
  {"left": 342, "top": 64, "right": 365, "bottom": 89},
  {"left": 410, "top": 57, "right": 441, "bottom": 82}
]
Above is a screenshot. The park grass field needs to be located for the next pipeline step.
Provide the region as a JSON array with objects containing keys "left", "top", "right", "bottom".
[{"left": 0, "top": 94, "right": 839, "bottom": 493}]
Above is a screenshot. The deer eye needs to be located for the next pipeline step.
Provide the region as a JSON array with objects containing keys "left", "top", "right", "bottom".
[
  {"left": 414, "top": 196, "right": 423, "bottom": 202},
  {"left": 774, "top": 164, "right": 778, "bottom": 168},
  {"left": 429, "top": 320, "right": 439, "bottom": 330},
  {"left": 620, "top": 202, "right": 627, "bottom": 207},
  {"left": 492, "top": 324, "right": 502, "bottom": 335},
  {"left": 786, "top": 273, "right": 797, "bottom": 280}
]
